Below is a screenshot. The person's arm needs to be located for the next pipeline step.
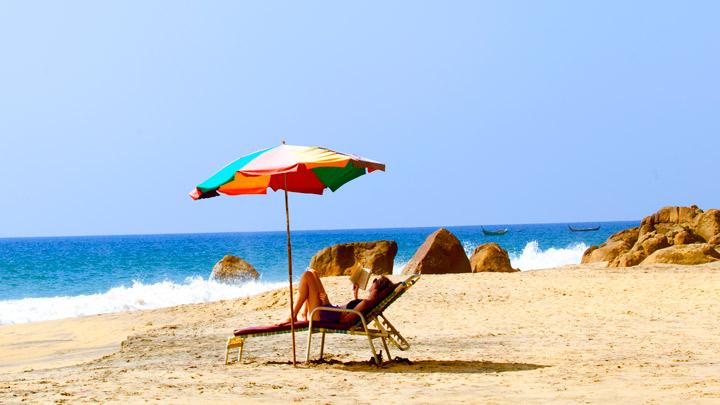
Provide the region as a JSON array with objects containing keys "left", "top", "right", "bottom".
[{"left": 352, "top": 283, "right": 359, "bottom": 300}]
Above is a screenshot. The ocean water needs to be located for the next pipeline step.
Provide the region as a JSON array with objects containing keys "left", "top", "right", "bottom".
[{"left": 0, "top": 221, "right": 636, "bottom": 325}]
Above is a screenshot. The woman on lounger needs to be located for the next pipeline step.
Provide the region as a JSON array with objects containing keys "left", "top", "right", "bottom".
[{"left": 288, "top": 268, "right": 392, "bottom": 323}]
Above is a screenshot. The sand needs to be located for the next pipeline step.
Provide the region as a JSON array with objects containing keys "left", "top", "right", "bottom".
[{"left": 1, "top": 262, "right": 719, "bottom": 404}]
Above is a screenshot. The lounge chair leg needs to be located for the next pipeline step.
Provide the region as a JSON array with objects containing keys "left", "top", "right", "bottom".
[
  {"left": 226, "top": 336, "right": 245, "bottom": 365},
  {"left": 366, "top": 334, "right": 380, "bottom": 366},
  {"left": 306, "top": 326, "right": 313, "bottom": 362},
  {"left": 319, "top": 332, "right": 326, "bottom": 360},
  {"left": 381, "top": 337, "right": 391, "bottom": 362}
]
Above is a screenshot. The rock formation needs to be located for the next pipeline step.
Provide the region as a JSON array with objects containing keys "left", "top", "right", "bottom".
[
  {"left": 210, "top": 255, "right": 259, "bottom": 283},
  {"left": 402, "top": 228, "right": 471, "bottom": 275},
  {"left": 309, "top": 240, "right": 398, "bottom": 277},
  {"left": 582, "top": 205, "right": 720, "bottom": 267},
  {"left": 642, "top": 243, "right": 720, "bottom": 265},
  {"left": 581, "top": 227, "right": 639, "bottom": 264},
  {"left": 470, "top": 242, "right": 519, "bottom": 273}
]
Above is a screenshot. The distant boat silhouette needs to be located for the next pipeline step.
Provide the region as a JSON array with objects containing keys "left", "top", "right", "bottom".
[
  {"left": 482, "top": 227, "right": 509, "bottom": 236},
  {"left": 568, "top": 225, "right": 600, "bottom": 232}
]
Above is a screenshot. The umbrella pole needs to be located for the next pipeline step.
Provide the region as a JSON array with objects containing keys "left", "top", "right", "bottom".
[{"left": 284, "top": 174, "right": 297, "bottom": 366}]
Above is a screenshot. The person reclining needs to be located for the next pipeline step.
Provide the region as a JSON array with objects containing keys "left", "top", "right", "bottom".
[{"left": 287, "top": 268, "right": 391, "bottom": 324}]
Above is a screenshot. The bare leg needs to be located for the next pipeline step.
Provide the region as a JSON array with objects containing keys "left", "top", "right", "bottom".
[{"left": 291, "top": 271, "right": 327, "bottom": 321}]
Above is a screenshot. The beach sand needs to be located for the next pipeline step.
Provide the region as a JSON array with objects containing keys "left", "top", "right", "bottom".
[{"left": 1, "top": 262, "right": 719, "bottom": 403}]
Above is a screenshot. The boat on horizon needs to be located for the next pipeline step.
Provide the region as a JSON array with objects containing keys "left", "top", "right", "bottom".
[
  {"left": 568, "top": 225, "right": 601, "bottom": 232},
  {"left": 482, "top": 227, "right": 509, "bottom": 236}
]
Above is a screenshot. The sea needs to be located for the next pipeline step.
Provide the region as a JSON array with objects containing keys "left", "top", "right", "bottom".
[{"left": 0, "top": 221, "right": 636, "bottom": 325}]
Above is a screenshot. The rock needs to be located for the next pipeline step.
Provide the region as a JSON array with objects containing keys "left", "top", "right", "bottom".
[
  {"left": 402, "top": 228, "right": 471, "bottom": 275},
  {"left": 593, "top": 205, "right": 720, "bottom": 268},
  {"left": 671, "top": 229, "right": 703, "bottom": 245},
  {"left": 642, "top": 243, "right": 720, "bottom": 265},
  {"left": 693, "top": 209, "right": 720, "bottom": 242},
  {"left": 648, "top": 205, "right": 703, "bottom": 226},
  {"left": 609, "top": 231, "right": 670, "bottom": 267},
  {"left": 582, "top": 227, "right": 639, "bottom": 264},
  {"left": 210, "top": 255, "right": 259, "bottom": 283},
  {"left": 470, "top": 243, "right": 519, "bottom": 273},
  {"left": 639, "top": 205, "right": 703, "bottom": 237},
  {"left": 309, "top": 240, "right": 398, "bottom": 277}
]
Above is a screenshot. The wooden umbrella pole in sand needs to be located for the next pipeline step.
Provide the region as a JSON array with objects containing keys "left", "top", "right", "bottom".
[{"left": 283, "top": 173, "right": 297, "bottom": 366}]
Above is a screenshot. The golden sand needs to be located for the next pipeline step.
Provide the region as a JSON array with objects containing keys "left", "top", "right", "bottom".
[{"left": 1, "top": 262, "right": 719, "bottom": 403}]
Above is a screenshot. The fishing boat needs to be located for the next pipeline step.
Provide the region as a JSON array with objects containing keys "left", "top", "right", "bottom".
[
  {"left": 482, "top": 227, "right": 509, "bottom": 236},
  {"left": 568, "top": 225, "right": 601, "bottom": 232}
]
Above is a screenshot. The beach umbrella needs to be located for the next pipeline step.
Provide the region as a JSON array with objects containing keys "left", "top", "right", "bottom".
[{"left": 189, "top": 142, "right": 385, "bottom": 365}]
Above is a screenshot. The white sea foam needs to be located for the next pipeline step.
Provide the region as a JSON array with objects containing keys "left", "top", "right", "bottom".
[
  {"left": 392, "top": 260, "right": 408, "bottom": 275},
  {"left": 510, "top": 241, "right": 588, "bottom": 270},
  {"left": 0, "top": 277, "right": 285, "bottom": 325}
]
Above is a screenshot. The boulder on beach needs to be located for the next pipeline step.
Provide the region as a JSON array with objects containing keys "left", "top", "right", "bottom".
[
  {"left": 402, "top": 228, "right": 471, "bottom": 275},
  {"left": 470, "top": 242, "right": 519, "bottom": 273},
  {"left": 609, "top": 231, "right": 670, "bottom": 267},
  {"left": 583, "top": 205, "right": 720, "bottom": 268},
  {"left": 693, "top": 209, "right": 720, "bottom": 243},
  {"left": 582, "top": 227, "right": 639, "bottom": 264},
  {"left": 642, "top": 243, "right": 720, "bottom": 265},
  {"left": 309, "top": 240, "right": 398, "bottom": 277},
  {"left": 210, "top": 255, "right": 259, "bottom": 283}
]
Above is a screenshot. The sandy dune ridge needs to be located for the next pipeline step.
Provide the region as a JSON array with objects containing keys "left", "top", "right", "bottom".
[{"left": 1, "top": 263, "right": 719, "bottom": 403}]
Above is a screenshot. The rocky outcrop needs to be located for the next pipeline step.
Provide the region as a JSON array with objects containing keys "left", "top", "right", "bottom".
[
  {"left": 582, "top": 227, "right": 639, "bottom": 264},
  {"left": 402, "top": 228, "right": 471, "bottom": 275},
  {"left": 642, "top": 244, "right": 720, "bottom": 265},
  {"left": 470, "top": 242, "right": 519, "bottom": 273},
  {"left": 211, "top": 255, "right": 259, "bottom": 283},
  {"left": 609, "top": 231, "right": 670, "bottom": 267},
  {"left": 583, "top": 205, "right": 720, "bottom": 268},
  {"left": 693, "top": 209, "right": 720, "bottom": 243},
  {"left": 309, "top": 240, "right": 398, "bottom": 277}
]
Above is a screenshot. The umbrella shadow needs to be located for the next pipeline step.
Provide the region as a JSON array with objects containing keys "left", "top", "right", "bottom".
[{"left": 266, "top": 358, "right": 549, "bottom": 374}]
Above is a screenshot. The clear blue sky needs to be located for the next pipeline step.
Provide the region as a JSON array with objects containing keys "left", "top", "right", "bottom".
[{"left": 1, "top": 1, "right": 718, "bottom": 237}]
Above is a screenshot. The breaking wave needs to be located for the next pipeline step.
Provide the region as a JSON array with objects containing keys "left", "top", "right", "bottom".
[
  {"left": 0, "top": 277, "right": 285, "bottom": 325},
  {"left": 510, "top": 241, "right": 588, "bottom": 270}
]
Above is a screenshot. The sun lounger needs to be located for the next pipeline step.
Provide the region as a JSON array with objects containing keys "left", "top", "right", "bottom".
[{"left": 226, "top": 274, "right": 420, "bottom": 365}]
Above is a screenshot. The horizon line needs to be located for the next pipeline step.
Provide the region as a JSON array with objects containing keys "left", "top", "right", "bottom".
[{"left": 0, "top": 218, "right": 640, "bottom": 240}]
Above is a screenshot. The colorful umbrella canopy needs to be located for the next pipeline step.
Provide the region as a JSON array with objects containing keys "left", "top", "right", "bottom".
[
  {"left": 190, "top": 143, "right": 385, "bottom": 365},
  {"left": 190, "top": 144, "right": 385, "bottom": 199}
]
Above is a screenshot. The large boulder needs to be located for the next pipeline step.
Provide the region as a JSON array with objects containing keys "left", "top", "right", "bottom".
[
  {"left": 402, "top": 228, "right": 471, "bottom": 275},
  {"left": 609, "top": 231, "right": 670, "bottom": 267},
  {"left": 693, "top": 209, "right": 720, "bottom": 242},
  {"left": 642, "top": 243, "right": 720, "bottom": 265},
  {"left": 210, "top": 255, "right": 259, "bottom": 283},
  {"left": 470, "top": 242, "right": 519, "bottom": 273},
  {"left": 309, "top": 240, "right": 398, "bottom": 277},
  {"left": 582, "top": 227, "right": 639, "bottom": 264}
]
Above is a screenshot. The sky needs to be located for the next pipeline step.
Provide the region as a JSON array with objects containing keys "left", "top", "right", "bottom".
[{"left": 1, "top": 1, "right": 718, "bottom": 238}]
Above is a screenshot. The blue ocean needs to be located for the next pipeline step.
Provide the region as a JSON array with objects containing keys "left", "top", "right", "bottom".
[{"left": 0, "top": 221, "right": 636, "bottom": 325}]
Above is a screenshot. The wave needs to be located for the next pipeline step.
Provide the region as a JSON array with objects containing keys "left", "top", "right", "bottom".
[
  {"left": 0, "top": 277, "right": 285, "bottom": 325},
  {"left": 510, "top": 241, "right": 588, "bottom": 270}
]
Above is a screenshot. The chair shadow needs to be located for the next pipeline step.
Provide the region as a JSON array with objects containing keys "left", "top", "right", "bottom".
[{"left": 265, "top": 358, "right": 549, "bottom": 374}]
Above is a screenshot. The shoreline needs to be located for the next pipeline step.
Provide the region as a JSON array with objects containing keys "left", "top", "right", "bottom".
[{"left": 2, "top": 263, "right": 719, "bottom": 403}]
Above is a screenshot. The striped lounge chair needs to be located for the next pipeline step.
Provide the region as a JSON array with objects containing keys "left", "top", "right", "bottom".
[{"left": 226, "top": 274, "right": 420, "bottom": 365}]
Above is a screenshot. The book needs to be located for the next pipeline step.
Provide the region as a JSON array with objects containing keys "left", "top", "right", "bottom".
[{"left": 350, "top": 267, "right": 373, "bottom": 290}]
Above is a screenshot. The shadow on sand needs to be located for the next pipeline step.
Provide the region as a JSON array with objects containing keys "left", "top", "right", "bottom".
[{"left": 265, "top": 358, "right": 549, "bottom": 374}]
